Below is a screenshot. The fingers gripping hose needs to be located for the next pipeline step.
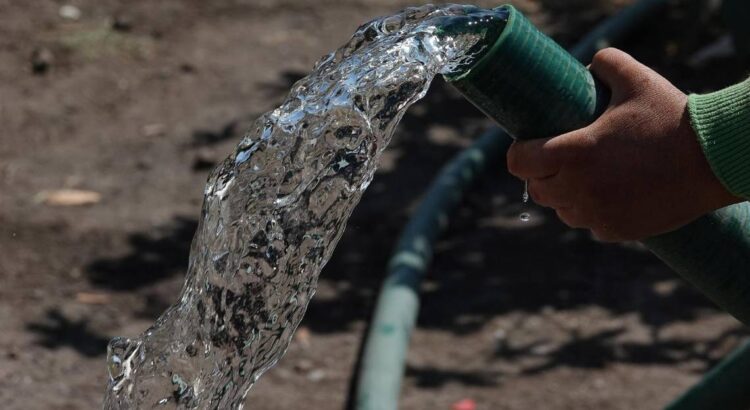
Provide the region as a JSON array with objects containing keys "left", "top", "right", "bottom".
[{"left": 448, "top": 4, "right": 750, "bottom": 328}]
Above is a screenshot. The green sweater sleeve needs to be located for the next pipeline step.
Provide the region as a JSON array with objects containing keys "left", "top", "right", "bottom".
[{"left": 688, "top": 78, "right": 750, "bottom": 199}]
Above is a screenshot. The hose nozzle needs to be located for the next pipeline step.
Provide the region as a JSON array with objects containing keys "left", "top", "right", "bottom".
[{"left": 443, "top": 5, "right": 610, "bottom": 139}]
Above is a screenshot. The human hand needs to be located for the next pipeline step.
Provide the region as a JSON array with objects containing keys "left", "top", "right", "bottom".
[{"left": 506, "top": 48, "right": 741, "bottom": 242}]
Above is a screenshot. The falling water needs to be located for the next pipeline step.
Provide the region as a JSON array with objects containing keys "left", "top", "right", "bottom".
[
  {"left": 520, "top": 179, "right": 531, "bottom": 222},
  {"left": 103, "top": 5, "right": 507, "bottom": 409}
]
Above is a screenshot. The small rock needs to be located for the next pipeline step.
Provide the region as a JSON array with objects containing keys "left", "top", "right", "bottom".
[
  {"left": 179, "top": 63, "right": 196, "bottom": 73},
  {"left": 141, "top": 123, "right": 166, "bottom": 138},
  {"left": 59, "top": 4, "right": 82, "bottom": 21},
  {"left": 294, "top": 359, "right": 313, "bottom": 373},
  {"left": 31, "top": 48, "right": 54, "bottom": 75},
  {"left": 493, "top": 328, "right": 506, "bottom": 341},
  {"left": 37, "top": 189, "right": 101, "bottom": 206},
  {"left": 452, "top": 398, "right": 477, "bottom": 410},
  {"left": 530, "top": 343, "right": 556, "bottom": 356},
  {"left": 75, "top": 291, "right": 110, "bottom": 305},
  {"left": 306, "top": 369, "right": 325, "bottom": 382},
  {"left": 294, "top": 326, "right": 312, "bottom": 349},
  {"left": 112, "top": 14, "right": 134, "bottom": 32}
]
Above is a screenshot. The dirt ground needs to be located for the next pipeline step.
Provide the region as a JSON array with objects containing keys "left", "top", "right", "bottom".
[{"left": 1, "top": 0, "right": 749, "bottom": 409}]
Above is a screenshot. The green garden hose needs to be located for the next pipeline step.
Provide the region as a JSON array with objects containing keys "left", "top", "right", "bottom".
[
  {"left": 353, "top": 1, "right": 750, "bottom": 409},
  {"left": 354, "top": 129, "right": 511, "bottom": 410},
  {"left": 665, "top": 340, "right": 750, "bottom": 410},
  {"left": 447, "top": 5, "right": 610, "bottom": 139}
]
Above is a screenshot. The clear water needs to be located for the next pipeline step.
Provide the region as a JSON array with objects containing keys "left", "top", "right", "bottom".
[
  {"left": 520, "top": 179, "right": 530, "bottom": 222},
  {"left": 103, "top": 5, "right": 505, "bottom": 409}
]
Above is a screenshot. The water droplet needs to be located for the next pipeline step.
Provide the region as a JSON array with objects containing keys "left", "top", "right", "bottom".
[
  {"left": 519, "top": 212, "right": 531, "bottom": 222},
  {"left": 522, "top": 179, "right": 529, "bottom": 203}
]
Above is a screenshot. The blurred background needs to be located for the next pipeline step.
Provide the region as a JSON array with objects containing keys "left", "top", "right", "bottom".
[{"left": 1, "top": 0, "right": 749, "bottom": 409}]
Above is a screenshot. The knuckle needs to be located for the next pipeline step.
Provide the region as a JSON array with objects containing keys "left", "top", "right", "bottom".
[
  {"left": 560, "top": 132, "right": 595, "bottom": 162},
  {"left": 592, "top": 48, "right": 619, "bottom": 67}
]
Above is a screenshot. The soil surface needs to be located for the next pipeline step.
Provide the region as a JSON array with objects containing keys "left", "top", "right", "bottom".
[{"left": 1, "top": 1, "right": 749, "bottom": 409}]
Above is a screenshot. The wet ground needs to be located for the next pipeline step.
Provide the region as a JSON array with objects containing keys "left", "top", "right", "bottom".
[{"left": 1, "top": 0, "right": 748, "bottom": 409}]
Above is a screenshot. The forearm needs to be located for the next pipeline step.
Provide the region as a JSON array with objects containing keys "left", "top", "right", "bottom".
[{"left": 689, "top": 78, "right": 750, "bottom": 199}]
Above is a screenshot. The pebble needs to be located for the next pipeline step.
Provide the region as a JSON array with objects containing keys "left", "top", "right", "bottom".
[
  {"left": 179, "top": 63, "right": 196, "bottom": 73},
  {"left": 294, "top": 326, "right": 312, "bottom": 349},
  {"left": 306, "top": 369, "right": 325, "bottom": 382},
  {"left": 452, "top": 398, "right": 477, "bottom": 410},
  {"left": 293, "top": 359, "right": 313, "bottom": 373},
  {"left": 141, "top": 123, "right": 166, "bottom": 138},
  {"left": 37, "top": 189, "right": 101, "bottom": 206},
  {"left": 112, "top": 14, "right": 134, "bottom": 32},
  {"left": 31, "top": 48, "right": 54, "bottom": 75},
  {"left": 530, "top": 343, "right": 556, "bottom": 356},
  {"left": 59, "top": 5, "right": 82, "bottom": 21},
  {"left": 75, "top": 292, "right": 111, "bottom": 305},
  {"left": 493, "top": 328, "right": 507, "bottom": 341}
]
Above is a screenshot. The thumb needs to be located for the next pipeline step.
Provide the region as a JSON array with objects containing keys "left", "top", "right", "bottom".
[{"left": 589, "top": 48, "right": 649, "bottom": 104}]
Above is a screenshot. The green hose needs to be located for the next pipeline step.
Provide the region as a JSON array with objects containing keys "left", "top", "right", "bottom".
[
  {"left": 353, "top": 1, "right": 750, "bottom": 409},
  {"left": 643, "top": 205, "right": 750, "bottom": 324},
  {"left": 354, "top": 129, "right": 512, "bottom": 410},
  {"left": 665, "top": 340, "right": 750, "bottom": 410},
  {"left": 448, "top": 5, "right": 610, "bottom": 139}
]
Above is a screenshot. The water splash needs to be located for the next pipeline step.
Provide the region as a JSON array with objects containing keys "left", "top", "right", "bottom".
[{"left": 103, "top": 5, "right": 507, "bottom": 409}]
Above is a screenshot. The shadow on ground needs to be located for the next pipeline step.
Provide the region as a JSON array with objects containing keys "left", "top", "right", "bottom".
[
  {"left": 86, "top": 217, "right": 198, "bottom": 290},
  {"left": 26, "top": 309, "right": 110, "bottom": 358}
]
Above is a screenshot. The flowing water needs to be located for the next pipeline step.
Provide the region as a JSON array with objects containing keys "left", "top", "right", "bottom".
[{"left": 103, "top": 5, "right": 506, "bottom": 409}]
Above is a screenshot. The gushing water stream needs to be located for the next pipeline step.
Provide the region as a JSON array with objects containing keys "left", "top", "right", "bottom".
[{"left": 103, "top": 5, "right": 506, "bottom": 409}]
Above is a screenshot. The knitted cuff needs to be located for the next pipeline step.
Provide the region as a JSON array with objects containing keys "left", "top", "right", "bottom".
[{"left": 689, "top": 78, "right": 750, "bottom": 199}]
